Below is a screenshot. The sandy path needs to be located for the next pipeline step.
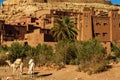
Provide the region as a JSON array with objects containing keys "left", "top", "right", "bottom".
[
  {"left": 38, "top": 63, "right": 120, "bottom": 80},
  {"left": 0, "top": 63, "right": 120, "bottom": 80}
]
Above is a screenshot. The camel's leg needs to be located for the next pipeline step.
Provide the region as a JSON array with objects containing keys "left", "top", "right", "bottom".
[
  {"left": 20, "top": 63, "right": 23, "bottom": 74},
  {"left": 28, "top": 66, "right": 32, "bottom": 74},
  {"left": 28, "top": 64, "right": 33, "bottom": 74},
  {"left": 12, "top": 66, "right": 15, "bottom": 74},
  {"left": 12, "top": 65, "right": 17, "bottom": 75}
]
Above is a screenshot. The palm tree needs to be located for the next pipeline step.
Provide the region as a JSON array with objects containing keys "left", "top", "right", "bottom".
[{"left": 50, "top": 16, "right": 78, "bottom": 41}]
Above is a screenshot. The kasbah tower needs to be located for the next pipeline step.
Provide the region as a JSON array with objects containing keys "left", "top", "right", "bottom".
[{"left": 0, "top": 0, "right": 120, "bottom": 53}]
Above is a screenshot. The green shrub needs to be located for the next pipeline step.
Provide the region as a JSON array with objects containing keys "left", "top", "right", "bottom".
[
  {"left": 0, "top": 45, "right": 9, "bottom": 54},
  {"left": 0, "top": 38, "right": 111, "bottom": 74},
  {"left": 8, "top": 42, "right": 26, "bottom": 62},
  {"left": 26, "top": 44, "right": 54, "bottom": 66},
  {"left": 54, "top": 40, "right": 77, "bottom": 65},
  {"left": 111, "top": 42, "right": 120, "bottom": 58},
  {"left": 76, "top": 39, "right": 108, "bottom": 74},
  {"left": 0, "top": 53, "right": 7, "bottom": 66},
  {"left": 108, "top": 42, "right": 120, "bottom": 64},
  {"left": 54, "top": 40, "right": 67, "bottom": 64},
  {"left": 66, "top": 42, "right": 77, "bottom": 64}
]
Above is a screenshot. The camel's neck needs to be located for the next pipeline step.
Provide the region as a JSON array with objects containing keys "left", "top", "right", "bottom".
[{"left": 6, "top": 60, "right": 12, "bottom": 66}]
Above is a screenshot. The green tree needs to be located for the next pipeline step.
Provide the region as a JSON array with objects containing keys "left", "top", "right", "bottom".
[{"left": 50, "top": 16, "right": 78, "bottom": 41}]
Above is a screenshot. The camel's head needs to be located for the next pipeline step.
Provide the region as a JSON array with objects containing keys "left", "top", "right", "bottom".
[
  {"left": 14, "top": 59, "right": 22, "bottom": 65},
  {"left": 5, "top": 60, "right": 10, "bottom": 63}
]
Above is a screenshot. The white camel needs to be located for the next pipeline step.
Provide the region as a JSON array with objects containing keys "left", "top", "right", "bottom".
[
  {"left": 28, "top": 59, "right": 35, "bottom": 74},
  {"left": 6, "top": 58, "right": 23, "bottom": 74}
]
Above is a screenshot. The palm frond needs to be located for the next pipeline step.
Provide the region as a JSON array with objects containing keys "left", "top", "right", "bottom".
[{"left": 50, "top": 16, "right": 78, "bottom": 41}]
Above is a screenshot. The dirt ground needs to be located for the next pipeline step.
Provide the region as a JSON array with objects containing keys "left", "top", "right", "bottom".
[{"left": 0, "top": 63, "right": 120, "bottom": 80}]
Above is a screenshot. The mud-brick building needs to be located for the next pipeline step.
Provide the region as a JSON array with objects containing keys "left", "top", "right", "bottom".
[
  {"left": 92, "top": 9, "right": 120, "bottom": 53},
  {"left": 0, "top": 20, "right": 27, "bottom": 46},
  {"left": 23, "top": 8, "right": 120, "bottom": 53},
  {"left": 0, "top": 7, "right": 120, "bottom": 53},
  {"left": 77, "top": 8, "right": 120, "bottom": 53}
]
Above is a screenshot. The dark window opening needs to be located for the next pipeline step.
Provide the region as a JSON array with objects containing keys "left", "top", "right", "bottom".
[
  {"left": 36, "top": 22, "right": 39, "bottom": 25},
  {"left": 103, "top": 33, "right": 107, "bottom": 36},
  {"left": 44, "top": 0, "right": 48, "bottom": 2},
  {"left": 96, "top": 23, "right": 101, "bottom": 26},
  {"left": 4, "top": 30, "right": 15, "bottom": 41},
  {"left": 28, "top": 25, "right": 34, "bottom": 32},
  {"left": 31, "top": 18, "right": 36, "bottom": 23},
  {"left": 44, "top": 34, "right": 56, "bottom": 42},
  {"left": 95, "top": 33, "right": 100, "bottom": 37},
  {"left": 103, "top": 23, "right": 107, "bottom": 26},
  {"left": 119, "top": 23, "right": 120, "bottom": 28},
  {"left": 8, "top": 31, "right": 13, "bottom": 35}
]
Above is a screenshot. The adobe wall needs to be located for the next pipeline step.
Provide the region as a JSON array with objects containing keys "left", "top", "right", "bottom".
[
  {"left": 81, "top": 8, "right": 92, "bottom": 41},
  {"left": 25, "top": 29, "right": 44, "bottom": 46},
  {"left": 2, "top": 40, "right": 25, "bottom": 46},
  {"left": 108, "top": 9, "right": 120, "bottom": 42},
  {"left": 25, "top": 29, "right": 56, "bottom": 47},
  {"left": 92, "top": 16, "right": 110, "bottom": 41}
]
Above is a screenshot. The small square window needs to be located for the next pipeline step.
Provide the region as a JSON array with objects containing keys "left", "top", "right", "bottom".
[
  {"left": 36, "top": 22, "right": 39, "bottom": 25},
  {"left": 96, "top": 23, "right": 101, "bottom": 26},
  {"left": 119, "top": 23, "right": 120, "bottom": 28},
  {"left": 103, "top": 33, "right": 107, "bottom": 36},
  {"left": 103, "top": 23, "right": 107, "bottom": 26},
  {"left": 95, "top": 33, "right": 100, "bottom": 37}
]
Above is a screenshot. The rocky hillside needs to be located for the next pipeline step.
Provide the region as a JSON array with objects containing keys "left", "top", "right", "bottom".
[
  {"left": 46, "top": 0, "right": 111, "bottom": 4},
  {"left": 0, "top": 0, "right": 119, "bottom": 23},
  {"left": 2, "top": 0, "right": 111, "bottom": 4}
]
